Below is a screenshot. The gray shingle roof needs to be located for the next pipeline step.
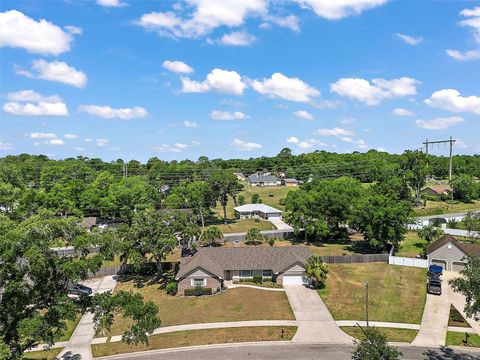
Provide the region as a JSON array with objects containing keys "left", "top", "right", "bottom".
[
  {"left": 247, "top": 173, "right": 278, "bottom": 183},
  {"left": 427, "top": 234, "right": 480, "bottom": 256},
  {"left": 176, "top": 246, "right": 311, "bottom": 280}
]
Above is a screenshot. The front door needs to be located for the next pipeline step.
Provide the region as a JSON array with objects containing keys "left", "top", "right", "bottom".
[{"left": 225, "top": 270, "right": 232, "bottom": 280}]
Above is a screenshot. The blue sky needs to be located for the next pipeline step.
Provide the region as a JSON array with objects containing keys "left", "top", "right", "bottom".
[{"left": 1, "top": 0, "right": 479, "bottom": 162}]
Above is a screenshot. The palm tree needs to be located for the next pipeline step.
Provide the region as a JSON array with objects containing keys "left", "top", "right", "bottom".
[
  {"left": 200, "top": 226, "right": 224, "bottom": 247},
  {"left": 305, "top": 255, "right": 329, "bottom": 288},
  {"left": 417, "top": 225, "right": 444, "bottom": 254}
]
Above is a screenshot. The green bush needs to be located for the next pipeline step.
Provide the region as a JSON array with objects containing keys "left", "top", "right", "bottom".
[
  {"left": 184, "top": 287, "right": 213, "bottom": 296},
  {"left": 253, "top": 274, "right": 263, "bottom": 284},
  {"left": 278, "top": 198, "right": 286, "bottom": 206},
  {"left": 165, "top": 282, "right": 177, "bottom": 296},
  {"left": 266, "top": 237, "right": 275, "bottom": 246}
]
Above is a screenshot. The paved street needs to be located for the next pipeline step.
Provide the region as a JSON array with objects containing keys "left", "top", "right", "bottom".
[{"left": 96, "top": 343, "right": 480, "bottom": 360}]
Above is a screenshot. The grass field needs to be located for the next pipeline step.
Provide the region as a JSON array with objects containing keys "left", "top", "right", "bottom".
[
  {"left": 213, "top": 185, "right": 295, "bottom": 220},
  {"left": 396, "top": 232, "right": 427, "bottom": 257},
  {"left": 92, "top": 326, "right": 297, "bottom": 357},
  {"left": 24, "top": 348, "right": 62, "bottom": 360},
  {"left": 318, "top": 263, "right": 426, "bottom": 324},
  {"left": 99, "top": 283, "right": 294, "bottom": 337},
  {"left": 57, "top": 313, "right": 82, "bottom": 342},
  {"left": 341, "top": 326, "right": 418, "bottom": 343},
  {"left": 446, "top": 331, "right": 480, "bottom": 348},
  {"left": 448, "top": 305, "right": 471, "bottom": 328},
  {"left": 413, "top": 200, "right": 480, "bottom": 217}
]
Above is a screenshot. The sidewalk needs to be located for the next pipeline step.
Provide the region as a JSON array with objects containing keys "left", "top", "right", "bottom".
[{"left": 57, "top": 276, "right": 117, "bottom": 360}]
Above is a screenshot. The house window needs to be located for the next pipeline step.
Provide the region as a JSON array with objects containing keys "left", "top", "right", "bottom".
[
  {"left": 191, "top": 278, "right": 206, "bottom": 287},
  {"left": 263, "top": 270, "right": 272, "bottom": 277},
  {"left": 240, "top": 270, "right": 252, "bottom": 278}
]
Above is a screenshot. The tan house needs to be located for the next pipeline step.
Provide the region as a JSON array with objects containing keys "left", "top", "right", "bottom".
[
  {"left": 421, "top": 185, "right": 452, "bottom": 198},
  {"left": 427, "top": 234, "right": 480, "bottom": 272},
  {"left": 175, "top": 247, "right": 312, "bottom": 295},
  {"left": 282, "top": 178, "right": 299, "bottom": 187}
]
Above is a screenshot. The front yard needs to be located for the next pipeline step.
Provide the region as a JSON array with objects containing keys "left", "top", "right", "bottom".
[
  {"left": 211, "top": 218, "right": 276, "bottom": 233},
  {"left": 318, "top": 263, "right": 426, "bottom": 324},
  {"left": 413, "top": 199, "right": 480, "bottom": 217},
  {"left": 92, "top": 326, "right": 297, "bottom": 357},
  {"left": 100, "top": 283, "right": 294, "bottom": 337},
  {"left": 341, "top": 327, "right": 418, "bottom": 343},
  {"left": 446, "top": 332, "right": 480, "bottom": 348}
]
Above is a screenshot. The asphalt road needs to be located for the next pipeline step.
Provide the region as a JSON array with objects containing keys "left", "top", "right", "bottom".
[{"left": 103, "top": 343, "right": 480, "bottom": 360}]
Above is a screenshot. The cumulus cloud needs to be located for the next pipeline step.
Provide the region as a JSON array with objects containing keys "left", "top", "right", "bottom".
[
  {"left": 231, "top": 138, "right": 262, "bottom": 151},
  {"left": 0, "top": 141, "right": 12, "bottom": 150},
  {"left": 295, "top": 0, "right": 387, "bottom": 20},
  {"left": 16, "top": 59, "right": 87, "bottom": 88},
  {"left": 293, "top": 110, "right": 314, "bottom": 120},
  {"left": 64, "top": 25, "right": 83, "bottom": 35},
  {"left": 445, "top": 49, "right": 480, "bottom": 61},
  {"left": 96, "top": 0, "right": 127, "bottom": 7},
  {"left": 3, "top": 90, "right": 68, "bottom": 116},
  {"left": 393, "top": 107, "right": 414, "bottom": 116},
  {"left": 286, "top": 136, "right": 325, "bottom": 149},
  {"left": 218, "top": 30, "right": 256, "bottom": 46},
  {"left": 262, "top": 15, "right": 300, "bottom": 32},
  {"left": 211, "top": 110, "right": 249, "bottom": 120},
  {"left": 95, "top": 139, "right": 109, "bottom": 147},
  {"left": 425, "top": 89, "right": 480, "bottom": 114},
  {"left": 252, "top": 72, "right": 320, "bottom": 102},
  {"left": 287, "top": 136, "right": 299, "bottom": 144},
  {"left": 28, "top": 132, "right": 57, "bottom": 139},
  {"left": 316, "top": 127, "right": 354, "bottom": 137},
  {"left": 0, "top": 10, "right": 76, "bottom": 55},
  {"left": 47, "top": 139, "right": 64, "bottom": 145},
  {"left": 396, "top": 33, "right": 423, "bottom": 45},
  {"left": 331, "top": 77, "right": 419, "bottom": 105},
  {"left": 162, "top": 60, "right": 194, "bottom": 74},
  {"left": 64, "top": 133, "right": 78, "bottom": 139},
  {"left": 155, "top": 143, "right": 188, "bottom": 153},
  {"left": 339, "top": 136, "right": 369, "bottom": 149},
  {"left": 184, "top": 120, "right": 198, "bottom": 128},
  {"left": 415, "top": 116, "right": 464, "bottom": 130},
  {"left": 79, "top": 105, "right": 148, "bottom": 119},
  {"left": 446, "top": 7, "right": 480, "bottom": 61},
  {"left": 181, "top": 68, "right": 246, "bottom": 95}
]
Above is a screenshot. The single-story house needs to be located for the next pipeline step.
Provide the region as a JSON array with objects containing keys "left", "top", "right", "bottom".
[
  {"left": 247, "top": 173, "right": 280, "bottom": 187},
  {"left": 427, "top": 234, "right": 480, "bottom": 272},
  {"left": 234, "top": 204, "right": 283, "bottom": 220},
  {"left": 421, "top": 185, "right": 452, "bottom": 198},
  {"left": 282, "top": 178, "right": 299, "bottom": 187},
  {"left": 80, "top": 217, "right": 98, "bottom": 231},
  {"left": 175, "top": 247, "right": 312, "bottom": 294},
  {"left": 233, "top": 172, "right": 246, "bottom": 181}
]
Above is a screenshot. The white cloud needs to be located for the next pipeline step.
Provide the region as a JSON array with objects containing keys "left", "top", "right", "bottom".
[
  {"left": 295, "top": 0, "right": 387, "bottom": 20},
  {"left": 0, "top": 141, "right": 12, "bottom": 150},
  {"left": 446, "top": 7, "right": 480, "bottom": 61},
  {"left": 263, "top": 15, "right": 300, "bottom": 32},
  {"left": 75, "top": 147, "right": 85, "bottom": 152},
  {"left": 155, "top": 143, "right": 188, "bottom": 152},
  {"left": 331, "top": 77, "right": 419, "bottom": 105},
  {"left": 317, "top": 127, "right": 354, "bottom": 137},
  {"left": 415, "top": 116, "right": 464, "bottom": 130},
  {"left": 95, "top": 138, "right": 109, "bottom": 147},
  {"left": 79, "top": 105, "right": 148, "bottom": 119},
  {"left": 96, "top": 0, "right": 127, "bottom": 7},
  {"left": 252, "top": 72, "right": 320, "bottom": 102},
  {"left": 162, "top": 60, "right": 194, "bottom": 74},
  {"left": 425, "top": 89, "right": 480, "bottom": 114},
  {"left": 17, "top": 59, "right": 87, "bottom": 88},
  {"left": 136, "top": 0, "right": 267, "bottom": 38},
  {"left": 192, "top": 140, "right": 201, "bottom": 145},
  {"left": 218, "top": 31, "right": 256, "bottom": 46},
  {"left": 339, "top": 136, "right": 368, "bottom": 149},
  {"left": 4, "top": 91, "right": 68, "bottom": 116},
  {"left": 286, "top": 136, "right": 325, "bottom": 149},
  {"left": 64, "top": 25, "right": 82, "bottom": 35},
  {"left": 393, "top": 107, "right": 414, "bottom": 116},
  {"left": 184, "top": 120, "right": 198, "bottom": 128},
  {"left": 445, "top": 49, "right": 480, "bottom": 61},
  {"left": 287, "top": 136, "right": 299, "bottom": 144},
  {"left": 64, "top": 133, "right": 78, "bottom": 139},
  {"left": 0, "top": 10, "right": 75, "bottom": 55},
  {"left": 293, "top": 110, "right": 314, "bottom": 120},
  {"left": 211, "top": 110, "right": 248, "bottom": 120},
  {"left": 28, "top": 132, "right": 57, "bottom": 139},
  {"left": 396, "top": 33, "right": 423, "bottom": 45},
  {"left": 231, "top": 138, "right": 262, "bottom": 151},
  {"left": 182, "top": 68, "right": 246, "bottom": 95},
  {"left": 47, "top": 139, "right": 64, "bottom": 145},
  {"left": 84, "top": 138, "right": 93, "bottom": 143}
]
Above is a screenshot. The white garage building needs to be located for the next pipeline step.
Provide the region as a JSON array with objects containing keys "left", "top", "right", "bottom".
[
  {"left": 234, "top": 204, "right": 283, "bottom": 220},
  {"left": 427, "top": 234, "right": 480, "bottom": 272}
]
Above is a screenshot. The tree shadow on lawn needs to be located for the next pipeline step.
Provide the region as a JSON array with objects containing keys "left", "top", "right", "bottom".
[{"left": 423, "top": 346, "right": 480, "bottom": 360}]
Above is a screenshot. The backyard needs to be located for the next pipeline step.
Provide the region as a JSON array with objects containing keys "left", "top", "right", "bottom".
[
  {"left": 319, "top": 263, "right": 426, "bottom": 324},
  {"left": 413, "top": 199, "right": 480, "bottom": 217},
  {"left": 396, "top": 231, "right": 427, "bottom": 257},
  {"left": 98, "top": 283, "right": 294, "bottom": 337}
]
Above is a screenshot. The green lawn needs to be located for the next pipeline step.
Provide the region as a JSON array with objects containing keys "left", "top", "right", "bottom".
[
  {"left": 99, "top": 283, "right": 294, "bottom": 337},
  {"left": 213, "top": 186, "right": 296, "bottom": 220},
  {"left": 57, "top": 313, "right": 82, "bottom": 342},
  {"left": 412, "top": 200, "right": 480, "bottom": 217},
  {"left": 396, "top": 232, "right": 427, "bottom": 257},
  {"left": 446, "top": 331, "right": 480, "bottom": 348},
  {"left": 448, "top": 305, "right": 471, "bottom": 328},
  {"left": 341, "top": 326, "right": 418, "bottom": 343},
  {"left": 24, "top": 348, "right": 62, "bottom": 360},
  {"left": 210, "top": 219, "right": 276, "bottom": 233},
  {"left": 92, "top": 326, "right": 297, "bottom": 357},
  {"left": 318, "top": 263, "right": 426, "bottom": 324}
]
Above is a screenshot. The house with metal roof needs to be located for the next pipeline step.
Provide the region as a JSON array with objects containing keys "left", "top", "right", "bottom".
[
  {"left": 427, "top": 234, "right": 480, "bottom": 272},
  {"left": 247, "top": 172, "right": 280, "bottom": 186},
  {"left": 175, "top": 246, "right": 312, "bottom": 295},
  {"left": 234, "top": 204, "right": 283, "bottom": 220}
]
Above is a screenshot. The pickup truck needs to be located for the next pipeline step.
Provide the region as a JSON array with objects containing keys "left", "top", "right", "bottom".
[{"left": 427, "top": 277, "right": 442, "bottom": 295}]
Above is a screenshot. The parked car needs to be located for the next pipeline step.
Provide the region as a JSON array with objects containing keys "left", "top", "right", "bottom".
[{"left": 67, "top": 283, "right": 93, "bottom": 297}]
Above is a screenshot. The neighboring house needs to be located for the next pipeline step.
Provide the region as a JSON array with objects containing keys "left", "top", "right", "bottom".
[
  {"left": 80, "top": 217, "right": 98, "bottom": 231},
  {"left": 233, "top": 172, "right": 246, "bottom": 181},
  {"left": 282, "top": 178, "right": 299, "bottom": 187},
  {"left": 247, "top": 173, "right": 280, "bottom": 187},
  {"left": 234, "top": 204, "right": 283, "bottom": 220},
  {"left": 175, "top": 247, "right": 312, "bottom": 294},
  {"left": 159, "top": 184, "right": 171, "bottom": 194},
  {"left": 421, "top": 185, "right": 452, "bottom": 198},
  {"left": 427, "top": 234, "right": 480, "bottom": 272}
]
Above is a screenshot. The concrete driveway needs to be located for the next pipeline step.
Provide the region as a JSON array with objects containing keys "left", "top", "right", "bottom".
[{"left": 284, "top": 285, "right": 353, "bottom": 344}]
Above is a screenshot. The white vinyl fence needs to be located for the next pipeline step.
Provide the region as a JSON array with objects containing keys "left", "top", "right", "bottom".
[{"left": 388, "top": 256, "right": 428, "bottom": 268}]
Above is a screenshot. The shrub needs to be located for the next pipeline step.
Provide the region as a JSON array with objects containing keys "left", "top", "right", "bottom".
[
  {"left": 251, "top": 193, "right": 260, "bottom": 204},
  {"left": 253, "top": 274, "right": 263, "bottom": 284},
  {"left": 267, "top": 237, "right": 275, "bottom": 246},
  {"left": 278, "top": 198, "right": 286, "bottom": 206},
  {"left": 184, "top": 287, "right": 213, "bottom": 296},
  {"left": 165, "top": 282, "right": 177, "bottom": 296}
]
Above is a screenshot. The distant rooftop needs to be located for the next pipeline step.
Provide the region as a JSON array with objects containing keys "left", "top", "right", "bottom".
[
  {"left": 247, "top": 173, "right": 278, "bottom": 183},
  {"left": 234, "top": 203, "right": 283, "bottom": 213}
]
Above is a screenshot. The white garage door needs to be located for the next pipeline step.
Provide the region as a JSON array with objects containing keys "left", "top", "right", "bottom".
[
  {"left": 431, "top": 259, "right": 447, "bottom": 270},
  {"left": 282, "top": 276, "right": 307, "bottom": 285}
]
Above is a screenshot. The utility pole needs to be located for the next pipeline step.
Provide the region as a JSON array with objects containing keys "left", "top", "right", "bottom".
[
  {"left": 122, "top": 163, "right": 128, "bottom": 178},
  {"left": 364, "top": 280, "right": 369, "bottom": 327},
  {"left": 422, "top": 137, "right": 456, "bottom": 180}
]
